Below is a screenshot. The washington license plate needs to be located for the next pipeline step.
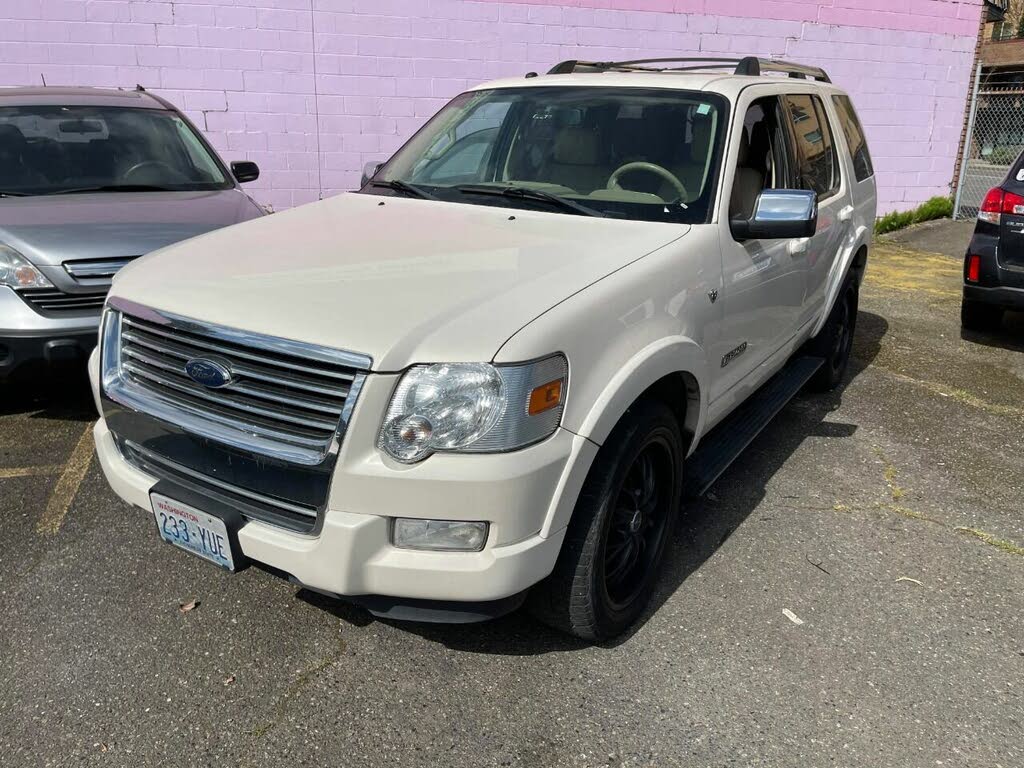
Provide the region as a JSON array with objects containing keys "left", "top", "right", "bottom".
[{"left": 151, "top": 493, "right": 235, "bottom": 571}]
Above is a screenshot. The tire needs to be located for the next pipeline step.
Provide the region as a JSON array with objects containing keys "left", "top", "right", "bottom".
[
  {"left": 961, "top": 299, "right": 1002, "bottom": 332},
  {"left": 807, "top": 273, "right": 858, "bottom": 392},
  {"left": 529, "top": 400, "right": 683, "bottom": 641}
]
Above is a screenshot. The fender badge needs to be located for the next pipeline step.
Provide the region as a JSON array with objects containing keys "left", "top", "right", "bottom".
[{"left": 721, "top": 342, "right": 748, "bottom": 368}]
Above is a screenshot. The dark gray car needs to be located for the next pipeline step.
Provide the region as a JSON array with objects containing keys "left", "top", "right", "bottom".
[{"left": 0, "top": 86, "right": 264, "bottom": 380}]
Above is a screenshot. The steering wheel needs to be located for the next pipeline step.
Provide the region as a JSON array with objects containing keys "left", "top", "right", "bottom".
[
  {"left": 121, "top": 160, "right": 181, "bottom": 184},
  {"left": 607, "top": 162, "right": 687, "bottom": 202}
]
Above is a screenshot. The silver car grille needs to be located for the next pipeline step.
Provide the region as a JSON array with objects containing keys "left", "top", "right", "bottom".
[
  {"left": 64, "top": 256, "right": 138, "bottom": 284},
  {"left": 19, "top": 287, "right": 108, "bottom": 313},
  {"left": 104, "top": 302, "right": 371, "bottom": 466}
]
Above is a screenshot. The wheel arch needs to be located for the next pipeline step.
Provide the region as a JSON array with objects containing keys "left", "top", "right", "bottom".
[
  {"left": 541, "top": 338, "right": 707, "bottom": 538},
  {"left": 812, "top": 229, "right": 870, "bottom": 338},
  {"left": 573, "top": 337, "right": 707, "bottom": 449}
]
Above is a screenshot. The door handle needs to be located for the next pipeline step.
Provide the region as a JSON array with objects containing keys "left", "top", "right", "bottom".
[
  {"left": 838, "top": 205, "right": 854, "bottom": 223},
  {"left": 788, "top": 238, "right": 809, "bottom": 256}
]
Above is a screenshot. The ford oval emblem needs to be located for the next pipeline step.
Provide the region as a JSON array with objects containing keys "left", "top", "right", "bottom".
[{"left": 184, "top": 358, "right": 233, "bottom": 389}]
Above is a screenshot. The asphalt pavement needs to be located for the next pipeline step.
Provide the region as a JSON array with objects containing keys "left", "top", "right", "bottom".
[{"left": 0, "top": 225, "right": 1021, "bottom": 767}]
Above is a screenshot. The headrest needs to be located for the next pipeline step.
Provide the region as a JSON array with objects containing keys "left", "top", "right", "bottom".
[
  {"left": 749, "top": 120, "right": 771, "bottom": 159},
  {"left": 553, "top": 127, "right": 600, "bottom": 165},
  {"left": 737, "top": 130, "right": 751, "bottom": 165},
  {"left": 0, "top": 123, "right": 28, "bottom": 147}
]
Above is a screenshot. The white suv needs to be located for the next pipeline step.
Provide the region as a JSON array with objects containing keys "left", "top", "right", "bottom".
[{"left": 90, "top": 57, "right": 876, "bottom": 639}]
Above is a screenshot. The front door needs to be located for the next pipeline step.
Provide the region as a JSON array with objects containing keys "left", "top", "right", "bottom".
[{"left": 711, "top": 92, "right": 807, "bottom": 407}]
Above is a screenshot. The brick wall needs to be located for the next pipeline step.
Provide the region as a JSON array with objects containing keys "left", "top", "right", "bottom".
[{"left": 0, "top": 0, "right": 984, "bottom": 213}]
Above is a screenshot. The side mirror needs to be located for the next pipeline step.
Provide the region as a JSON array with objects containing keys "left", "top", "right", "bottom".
[
  {"left": 731, "top": 189, "right": 817, "bottom": 241},
  {"left": 361, "top": 161, "right": 383, "bottom": 188},
  {"left": 231, "top": 160, "right": 260, "bottom": 184}
]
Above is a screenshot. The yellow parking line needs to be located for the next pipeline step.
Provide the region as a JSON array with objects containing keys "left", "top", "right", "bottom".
[
  {"left": 37, "top": 427, "right": 95, "bottom": 536},
  {"left": 0, "top": 465, "right": 62, "bottom": 479}
]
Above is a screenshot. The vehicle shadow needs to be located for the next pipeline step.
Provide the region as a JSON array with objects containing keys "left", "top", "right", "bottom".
[
  {"left": 299, "top": 311, "right": 890, "bottom": 655},
  {"left": 959, "top": 310, "right": 1024, "bottom": 352},
  {"left": 0, "top": 367, "right": 96, "bottom": 422}
]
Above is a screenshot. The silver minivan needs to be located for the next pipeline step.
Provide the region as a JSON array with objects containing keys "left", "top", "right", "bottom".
[{"left": 0, "top": 86, "right": 264, "bottom": 380}]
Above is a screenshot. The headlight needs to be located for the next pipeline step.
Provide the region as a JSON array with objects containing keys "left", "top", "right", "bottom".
[
  {"left": 0, "top": 244, "right": 54, "bottom": 289},
  {"left": 379, "top": 354, "right": 568, "bottom": 463}
]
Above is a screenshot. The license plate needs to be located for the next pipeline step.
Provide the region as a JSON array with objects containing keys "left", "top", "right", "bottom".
[{"left": 151, "top": 493, "right": 235, "bottom": 571}]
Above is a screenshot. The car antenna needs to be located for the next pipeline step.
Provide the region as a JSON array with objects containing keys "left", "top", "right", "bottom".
[{"left": 40, "top": 72, "right": 47, "bottom": 87}]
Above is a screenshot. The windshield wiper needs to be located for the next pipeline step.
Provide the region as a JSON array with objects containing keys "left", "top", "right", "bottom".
[
  {"left": 47, "top": 184, "right": 178, "bottom": 195},
  {"left": 455, "top": 184, "right": 605, "bottom": 218},
  {"left": 369, "top": 179, "right": 439, "bottom": 201},
  {"left": 0, "top": 191, "right": 32, "bottom": 198}
]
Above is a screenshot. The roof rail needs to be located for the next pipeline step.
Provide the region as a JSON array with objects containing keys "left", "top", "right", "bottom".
[{"left": 546, "top": 57, "right": 831, "bottom": 83}]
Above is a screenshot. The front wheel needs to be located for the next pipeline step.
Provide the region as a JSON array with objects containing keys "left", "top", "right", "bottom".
[
  {"left": 807, "top": 275, "right": 858, "bottom": 392},
  {"left": 529, "top": 401, "right": 683, "bottom": 640}
]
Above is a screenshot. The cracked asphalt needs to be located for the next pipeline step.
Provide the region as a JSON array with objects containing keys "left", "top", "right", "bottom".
[{"left": 1, "top": 223, "right": 1021, "bottom": 767}]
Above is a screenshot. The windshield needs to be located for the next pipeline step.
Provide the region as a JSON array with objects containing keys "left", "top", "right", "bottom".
[
  {"left": 369, "top": 86, "right": 728, "bottom": 223},
  {"left": 0, "top": 105, "right": 232, "bottom": 195}
]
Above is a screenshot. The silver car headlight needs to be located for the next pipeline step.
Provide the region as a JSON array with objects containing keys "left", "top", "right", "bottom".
[
  {"left": 0, "top": 244, "right": 54, "bottom": 289},
  {"left": 379, "top": 354, "right": 568, "bottom": 463}
]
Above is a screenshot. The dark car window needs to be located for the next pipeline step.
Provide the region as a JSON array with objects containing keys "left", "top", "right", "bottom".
[
  {"left": 0, "top": 105, "right": 232, "bottom": 195},
  {"left": 831, "top": 95, "right": 874, "bottom": 182},
  {"left": 782, "top": 94, "right": 840, "bottom": 199},
  {"left": 730, "top": 96, "right": 796, "bottom": 219},
  {"left": 372, "top": 87, "right": 730, "bottom": 224}
]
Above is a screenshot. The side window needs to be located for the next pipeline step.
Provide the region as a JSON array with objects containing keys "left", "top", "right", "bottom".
[
  {"left": 832, "top": 95, "right": 874, "bottom": 182},
  {"left": 730, "top": 96, "right": 792, "bottom": 218},
  {"left": 783, "top": 94, "right": 840, "bottom": 199}
]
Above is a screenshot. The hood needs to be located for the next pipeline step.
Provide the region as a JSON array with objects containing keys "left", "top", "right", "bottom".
[
  {"left": 0, "top": 189, "right": 262, "bottom": 266},
  {"left": 111, "top": 193, "right": 688, "bottom": 370}
]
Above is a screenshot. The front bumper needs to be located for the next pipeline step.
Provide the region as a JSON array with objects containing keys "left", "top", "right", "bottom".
[
  {"left": 90, "top": 336, "right": 597, "bottom": 613},
  {"left": 1, "top": 287, "right": 99, "bottom": 378},
  {"left": 94, "top": 417, "right": 584, "bottom": 605}
]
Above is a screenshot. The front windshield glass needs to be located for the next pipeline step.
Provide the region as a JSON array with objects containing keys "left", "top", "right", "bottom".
[
  {"left": 371, "top": 86, "right": 728, "bottom": 223},
  {"left": 0, "top": 105, "right": 231, "bottom": 195}
]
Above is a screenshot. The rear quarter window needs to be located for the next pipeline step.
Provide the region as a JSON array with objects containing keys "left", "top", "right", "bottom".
[{"left": 832, "top": 95, "right": 874, "bottom": 182}]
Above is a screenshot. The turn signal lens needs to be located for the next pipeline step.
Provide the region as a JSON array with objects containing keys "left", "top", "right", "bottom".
[
  {"left": 528, "top": 379, "right": 563, "bottom": 416},
  {"left": 967, "top": 254, "right": 981, "bottom": 283}
]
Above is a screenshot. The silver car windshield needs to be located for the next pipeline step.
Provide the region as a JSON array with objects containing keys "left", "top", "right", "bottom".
[
  {"left": 0, "top": 105, "right": 231, "bottom": 195},
  {"left": 372, "top": 86, "right": 728, "bottom": 223}
]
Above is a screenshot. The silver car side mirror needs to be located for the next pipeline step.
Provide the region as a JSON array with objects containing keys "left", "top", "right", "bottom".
[{"left": 731, "top": 189, "right": 818, "bottom": 241}]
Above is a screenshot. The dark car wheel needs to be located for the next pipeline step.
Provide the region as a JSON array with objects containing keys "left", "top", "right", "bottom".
[
  {"left": 529, "top": 401, "right": 683, "bottom": 641},
  {"left": 961, "top": 299, "right": 1002, "bottom": 332},
  {"left": 807, "top": 274, "right": 858, "bottom": 392}
]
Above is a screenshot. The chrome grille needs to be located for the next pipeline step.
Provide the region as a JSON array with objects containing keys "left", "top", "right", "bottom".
[
  {"left": 19, "top": 287, "right": 107, "bottom": 313},
  {"left": 64, "top": 256, "right": 138, "bottom": 283},
  {"left": 105, "top": 304, "right": 371, "bottom": 466}
]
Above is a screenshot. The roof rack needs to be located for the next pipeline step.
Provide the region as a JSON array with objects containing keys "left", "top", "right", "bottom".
[{"left": 546, "top": 57, "right": 831, "bottom": 83}]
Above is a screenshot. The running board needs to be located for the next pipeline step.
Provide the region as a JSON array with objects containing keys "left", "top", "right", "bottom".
[{"left": 684, "top": 356, "right": 824, "bottom": 498}]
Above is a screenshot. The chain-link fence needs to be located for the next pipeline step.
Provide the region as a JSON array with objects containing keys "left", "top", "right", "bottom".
[{"left": 954, "top": 69, "right": 1024, "bottom": 219}]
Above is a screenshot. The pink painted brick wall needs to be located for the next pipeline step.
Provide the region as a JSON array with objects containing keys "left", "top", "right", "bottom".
[{"left": 0, "top": 0, "right": 983, "bottom": 212}]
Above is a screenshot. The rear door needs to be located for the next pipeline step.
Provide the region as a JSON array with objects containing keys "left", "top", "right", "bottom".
[{"left": 780, "top": 92, "right": 851, "bottom": 329}]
